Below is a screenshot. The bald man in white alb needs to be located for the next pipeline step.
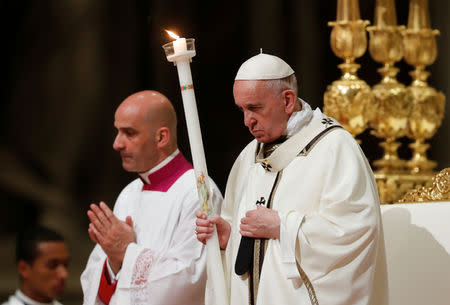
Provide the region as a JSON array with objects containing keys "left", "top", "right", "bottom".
[{"left": 81, "top": 90, "right": 222, "bottom": 305}]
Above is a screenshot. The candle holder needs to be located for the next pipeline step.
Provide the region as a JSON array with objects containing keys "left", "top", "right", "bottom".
[
  {"left": 367, "top": 0, "right": 411, "bottom": 174},
  {"left": 367, "top": 22, "right": 416, "bottom": 203},
  {"left": 324, "top": 1, "right": 373, "bottom": 138},
  {"left": 403, "top": 0, "right": 445, "bottom": 174},
  {"left": 374, "top": 0, "right": 446, "bottom": 204},
  {"left": 162, "top": 38, "right": 196, "bottom": 63},
  {"left": 367, "top": 27, "right": 411, "bottom": 173}
]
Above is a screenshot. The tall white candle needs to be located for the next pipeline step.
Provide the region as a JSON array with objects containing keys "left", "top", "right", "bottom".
[{"left": 163, "top": 33, "right": 228, "bottom": 305}]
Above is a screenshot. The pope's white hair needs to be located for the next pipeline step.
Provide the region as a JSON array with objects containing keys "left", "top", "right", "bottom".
[{"left": 263, "top": 74, "right": 298, "bottom": 96}]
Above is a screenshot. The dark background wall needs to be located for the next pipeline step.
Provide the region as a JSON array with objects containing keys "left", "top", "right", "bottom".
[{"left": 0, "top": 0, "right": 448, "bottom": 302}]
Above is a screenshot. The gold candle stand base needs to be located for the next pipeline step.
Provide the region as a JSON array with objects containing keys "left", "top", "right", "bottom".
[
  {"left": 373, "top": 140, "right": 407, "bottom": 173},
  {"left": 407, "top": 141, "right": 437, "bottom": 174},
  {"left": 375, "top": 171, "right": 435, "bottom": 204}
]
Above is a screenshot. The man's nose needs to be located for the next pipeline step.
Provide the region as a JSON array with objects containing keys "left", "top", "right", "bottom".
[
  {"left": 243, "top": 111, "right": 255, "bottom": 128},
  {"left": 57, "top": 265, "right": 69, "bottom": 280},
  {"left": 113, "top": 134, "right": 124, "bottom": 151}
]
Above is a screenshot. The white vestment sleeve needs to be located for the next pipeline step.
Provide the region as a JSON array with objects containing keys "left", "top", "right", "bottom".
[
  {"left": 278, "top": 210, "right": 305, "bottom": 279},
  {"left": 217, "top": 144, "right": 254, "bottom": 298},
  {"left": 286, "top": 136, "right": 380, "bottom": 305},
  {"left": 81, "top": 185, "right": 133, "bottom": 305},
  {"left": 106, "top": 260, "right": 120, "bottom": 283},
  {"left": 80, "top": 244, "right": 108, "bottom": 305}
]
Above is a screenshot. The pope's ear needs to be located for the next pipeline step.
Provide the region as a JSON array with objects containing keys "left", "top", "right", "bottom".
[{"left": 282, "top": 89, "right": 297, "bottom": 115}]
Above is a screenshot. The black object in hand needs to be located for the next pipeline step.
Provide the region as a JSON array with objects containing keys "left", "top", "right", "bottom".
[{"left": 235, "top": 236, "right": 255, "bottom": 275}]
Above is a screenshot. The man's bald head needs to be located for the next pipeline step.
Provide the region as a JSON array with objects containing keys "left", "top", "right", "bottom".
[
  {"left": 113, "top": 90, "right": 178, "bottom": 173},
  {"left": 119, "top": 90, "right": 177, "bottom": 143}
]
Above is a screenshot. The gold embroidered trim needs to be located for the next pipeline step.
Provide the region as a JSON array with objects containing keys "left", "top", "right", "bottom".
[
  {"left": 252, "top": 239, "right": 261, "bottom": 304},
  {"left": 297, "top": 262, "right": 319, "bottom": 305},
  {"left": 249, "top": 171, "right": 283, "bottom": 305},
  {"left": 298, "top": 125, "right": 343, "bottom": 157}
]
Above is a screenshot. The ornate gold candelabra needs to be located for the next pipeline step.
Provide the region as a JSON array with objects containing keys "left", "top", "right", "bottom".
[
  {"left": 366, "top": 0, "right": 415, "bottom": 204},
  {"left": 371, "top": 0, "right": 446, "bottom": 203},
  {"left": 324, "top": 0, "right": 446, "bottom": 204},
  {"left": 324, "top": 0, "right": 373, "bottom": 138},
  {"left": 367, "top": 0, "right": 411, "bottom": 174},
  {"left": 403, "top": 0, "right": 445, "bottom": 175}
]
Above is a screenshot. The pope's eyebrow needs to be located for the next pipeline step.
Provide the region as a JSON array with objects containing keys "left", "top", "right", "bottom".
[{"left": 235, "top": 101, "right": 262, "bottom": 112}]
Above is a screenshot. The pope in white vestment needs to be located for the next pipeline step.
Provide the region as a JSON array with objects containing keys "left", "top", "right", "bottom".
[
  {"left": 222, "top": 105, "right": 383, "bottom": 305},
  {"left": 197, "top": 54, "right": 387, "bottom": 305}
]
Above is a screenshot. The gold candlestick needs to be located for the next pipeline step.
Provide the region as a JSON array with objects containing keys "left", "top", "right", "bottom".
[
  {"left": 324, "top": 0, "right": 373, "bottom": 138},
  {"left": 367, "top": 0, "right": 411, "bottom": 173},
  {"left": 403, "top": 0, "right": 445, "bottom": 174}
]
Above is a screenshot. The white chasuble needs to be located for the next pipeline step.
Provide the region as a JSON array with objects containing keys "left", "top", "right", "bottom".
[
  {"left": 81, "top": 153, "right": 223, "bottom": 305},
  {"left": 217, "top": 111, "right": 387, "bottom": 305}
]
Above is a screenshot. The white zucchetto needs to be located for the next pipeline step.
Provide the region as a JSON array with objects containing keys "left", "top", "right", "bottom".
[{"left": 235, "top": 53, "right": 294, "bottom": 80}]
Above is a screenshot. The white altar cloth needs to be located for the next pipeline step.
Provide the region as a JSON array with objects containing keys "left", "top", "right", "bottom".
[{"left": 380, "top": 202, "right": 450, "bottom": 305}]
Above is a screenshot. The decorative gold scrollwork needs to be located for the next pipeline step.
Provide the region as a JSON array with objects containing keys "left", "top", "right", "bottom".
[{"left": 399, "top": 168, "right": 450, "bottom": 203}]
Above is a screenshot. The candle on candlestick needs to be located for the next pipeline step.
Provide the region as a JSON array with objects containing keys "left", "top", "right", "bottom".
[
  {"left": 337, "top": 0, "right": 361, "bottom": 21},
  {"left": 407, "top": 0, "right": 431, "bottom": 30},
  {"left": 173, "top": 37, "right": 187, "bottom": 53},
  {"left": 167, "top": 30, "right": 187, "bottom": 54},
  {"left": 165, "top": 30, "right": 194, "bottom": 63},
  {"left": 162, "top": 30, "right": 228, "bottom": 305},
  {"left": 374, "top": 0, "right": 397, "bottom": 27}
]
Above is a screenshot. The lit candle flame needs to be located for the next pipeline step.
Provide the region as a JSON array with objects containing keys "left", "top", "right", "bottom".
[{"left": 166, "top": 30, "right": 180, "bottom": 40}]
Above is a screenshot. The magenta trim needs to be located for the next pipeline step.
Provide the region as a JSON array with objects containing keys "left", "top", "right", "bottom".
[{"left": 142, "top": 153, "right": 193, "bottom": 192}]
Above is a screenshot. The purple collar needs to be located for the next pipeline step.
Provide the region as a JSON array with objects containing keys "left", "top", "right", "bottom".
[{"left": 140, "top": 153, "right": 193, "bottom": 192}]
